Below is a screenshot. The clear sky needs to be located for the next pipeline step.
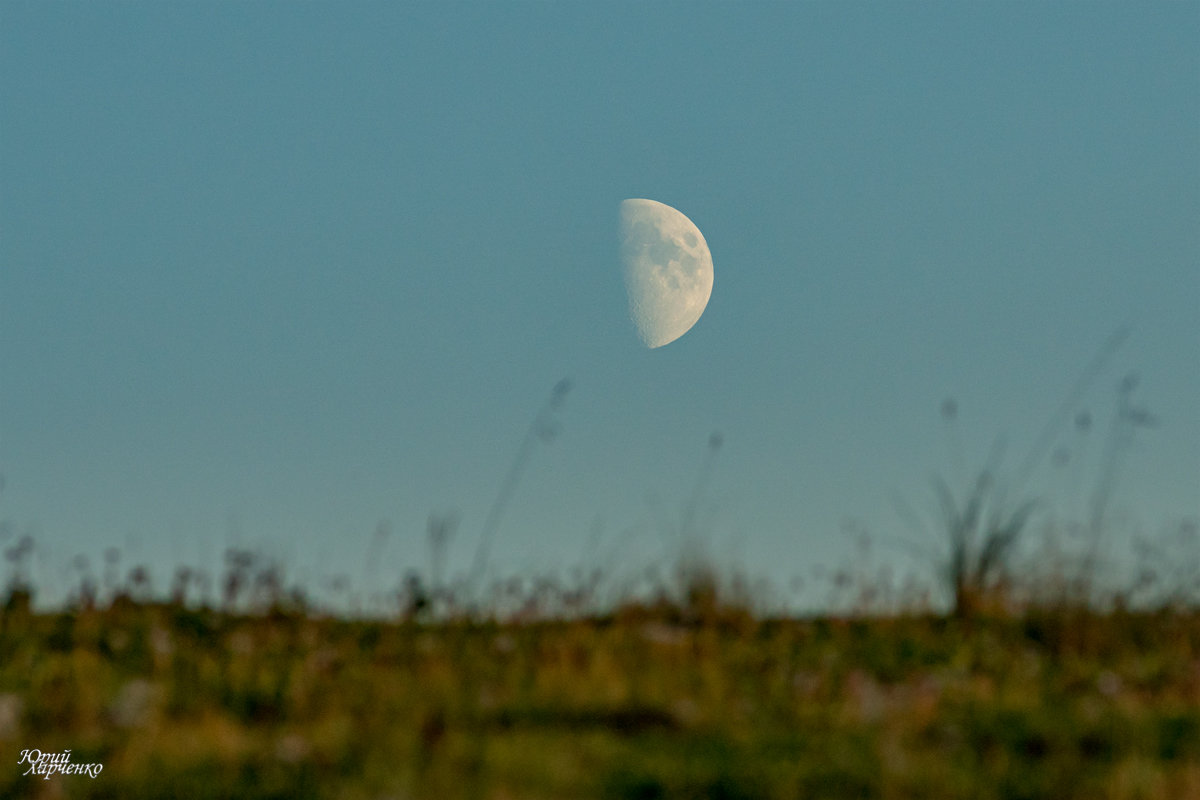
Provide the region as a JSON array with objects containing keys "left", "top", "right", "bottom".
[{"left": 2, "top": 2, "right": 1197, "bottom": 609}]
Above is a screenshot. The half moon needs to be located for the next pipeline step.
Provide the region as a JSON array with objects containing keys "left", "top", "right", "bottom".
[{"left": 618, "top": 198, "right": 714, "bottom": 348}]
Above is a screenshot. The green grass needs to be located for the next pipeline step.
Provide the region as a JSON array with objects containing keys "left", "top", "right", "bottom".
[{"left": 2, "top": 584, "right": 1199, "bottom": 800}]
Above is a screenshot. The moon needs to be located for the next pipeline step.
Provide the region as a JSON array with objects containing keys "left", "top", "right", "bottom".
[{"left": 618, "top": 198, "right": 714, "bottom": 348}]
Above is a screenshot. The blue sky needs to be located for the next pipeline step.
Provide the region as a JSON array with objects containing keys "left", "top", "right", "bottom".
[{"left": 2, "top": 2, "right": 1197, "bottom": 608}]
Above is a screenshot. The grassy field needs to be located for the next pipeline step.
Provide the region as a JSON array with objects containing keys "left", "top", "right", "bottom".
[{"left": 2, "top": 568, "right": 1199, "bottom": 800}]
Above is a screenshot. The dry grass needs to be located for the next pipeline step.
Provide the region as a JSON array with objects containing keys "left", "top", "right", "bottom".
[
  {"left": 3, "top": 349, "right": 1195, "bottom": 798},
  {"left": 1, "top": 548, "right": 1199, "bottom": 800}
]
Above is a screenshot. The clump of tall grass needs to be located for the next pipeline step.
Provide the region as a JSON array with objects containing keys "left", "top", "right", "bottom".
[
  {"left": 930, "top": 460, "right": 1037, "bottom": 617},
  {"left": 894, "top": 327, "right": 1181, "bottom": 617}
]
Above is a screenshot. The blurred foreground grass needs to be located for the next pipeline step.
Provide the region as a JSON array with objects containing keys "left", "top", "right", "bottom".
[
  {"left": 6, "top": 359, "right": 1193, "bottom": 797},
  {"left": 2, "top": 583, "right": 1199, "bottom": 800}
]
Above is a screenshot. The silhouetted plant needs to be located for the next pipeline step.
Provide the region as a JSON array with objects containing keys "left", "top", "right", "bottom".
[
  {"left": 893, "top": 329, "right": 1162, "bottom": 617},
  {"left": 3, "top": 533, "right": 33, "bottom": 595},
  {"left": 426, "top": 514, "right": 453, "bottom": 585},
  {"left": 468, "top": 378, "right": 572, "bottom": 592},
  {"left": 931, "top": 468, "right": 1038, "bottom": 617}
]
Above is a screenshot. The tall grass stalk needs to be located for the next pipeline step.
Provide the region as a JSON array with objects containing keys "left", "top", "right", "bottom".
[{"left": 466, "top": 378, "right": 571, "bottom": 595}]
